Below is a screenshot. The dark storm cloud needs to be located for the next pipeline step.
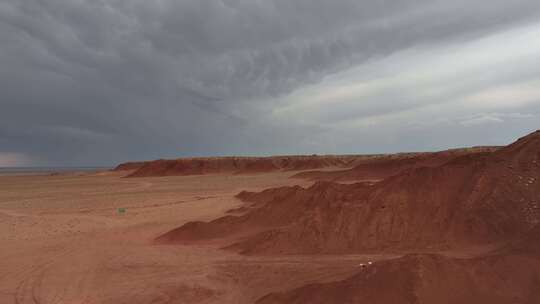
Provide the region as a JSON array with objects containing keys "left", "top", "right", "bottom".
[{"left": 1, "top": 0, "right": 540, "bottom": 165}]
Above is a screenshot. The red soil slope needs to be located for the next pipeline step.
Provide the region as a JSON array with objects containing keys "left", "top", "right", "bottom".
[
  {"left": 293, "top": 146, "right": 499, "bottom": 182},
  {"left": 157, "top": 131, "right": 540, "bottom": 255},
  {"left": 124, "top": 155, "right": 367, "bottom": 177},
  {"left": 500, "top": 224, "right": 540, "bottom": 255},
  {"left": 256, "top": 252, "right": 540, "bottom": 304},
  {"left": 257, "top": 225, "right": 540, "bottom": 304}
]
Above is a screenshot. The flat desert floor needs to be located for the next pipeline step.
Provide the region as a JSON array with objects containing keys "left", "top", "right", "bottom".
[{"left": 0, "top": 171, "right": 394, "bottom": 304}]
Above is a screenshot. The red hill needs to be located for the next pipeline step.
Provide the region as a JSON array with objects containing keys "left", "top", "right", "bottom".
[
  {"left": 113, "top": 161, "right": 148, "bottom": 171},
  {"left": 293, "top": 146, "right": 499, "bottom": 182},
  {"left": 123, "top": 155, "right": 366, "bottom": 177},
  {"left": 156, "top": 131, "right": 540, "bottom": 255}
]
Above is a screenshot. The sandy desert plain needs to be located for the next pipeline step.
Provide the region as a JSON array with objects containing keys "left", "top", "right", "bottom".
[{"left": 1, "top": 130, "right": 540, "bottom": 304}]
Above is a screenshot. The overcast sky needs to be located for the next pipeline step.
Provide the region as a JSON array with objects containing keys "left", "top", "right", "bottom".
[{"left": 1, "top": 0, "right": 540, "bottom": 167}]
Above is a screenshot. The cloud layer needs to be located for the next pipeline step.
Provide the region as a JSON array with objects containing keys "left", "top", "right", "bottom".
[{"left": 1, "top": 1, "right": 540, "bottom": 166}]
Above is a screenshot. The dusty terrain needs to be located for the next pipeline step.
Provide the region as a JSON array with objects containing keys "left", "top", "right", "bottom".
[
  {"left": 0, "top": 170, "right": 393, "bottom": 304},
  {"left": 1, "top": 131, "right": 539, "bottom": 304}
]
